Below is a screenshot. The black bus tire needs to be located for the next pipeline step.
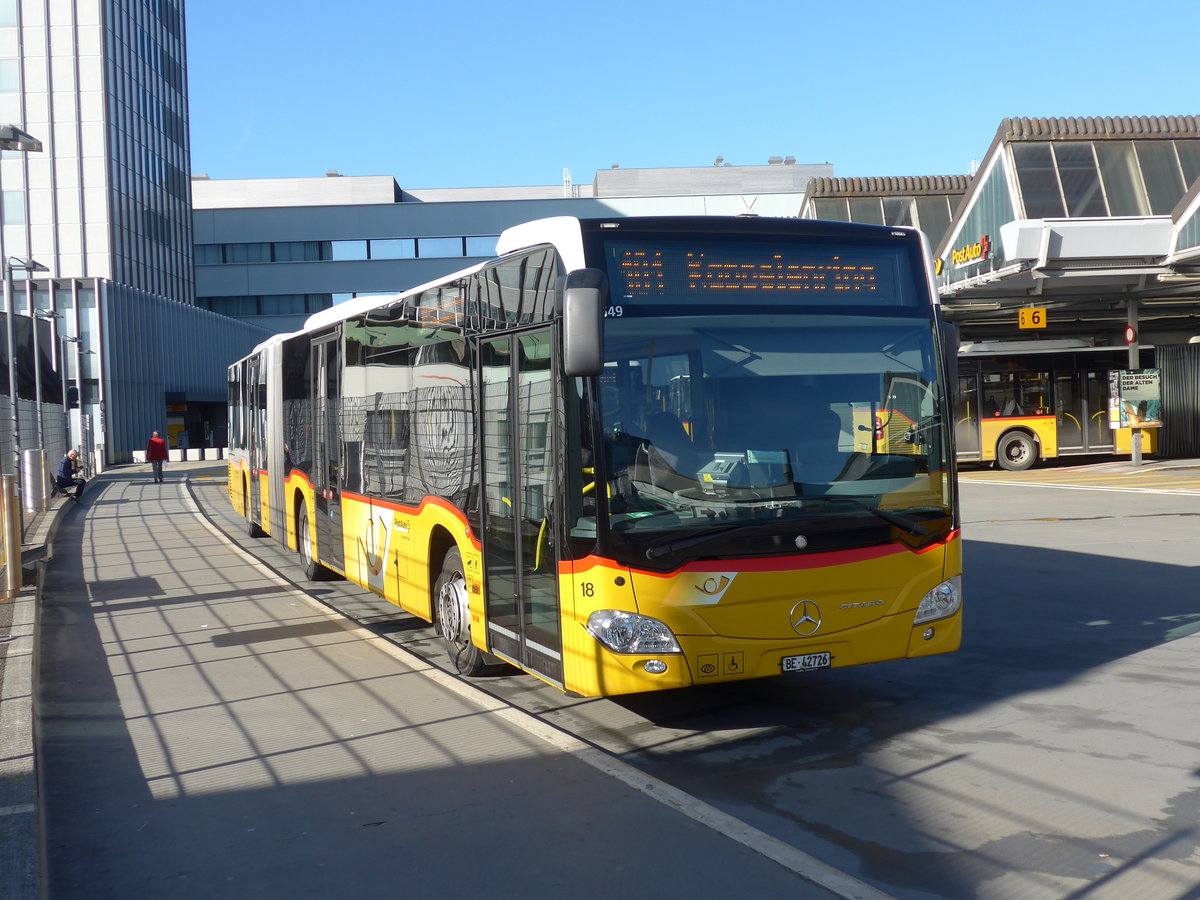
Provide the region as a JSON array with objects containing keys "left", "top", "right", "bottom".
[
  {"left": 435, "top": 546, "right": 487, "bottom": 676},
  {"left": 297, "top": 504, "right": 327, "bottom": 581},
  {"left": 997, "top": 431, "right": 1037, "bottom": 471},
  {"left": 244, "top": 476, "right": 265, "bottom": 538}
]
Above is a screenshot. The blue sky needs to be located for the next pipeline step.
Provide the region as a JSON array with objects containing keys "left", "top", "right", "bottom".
[{"left": 186, "top": 0, "right": 1200, "bottom": 189}]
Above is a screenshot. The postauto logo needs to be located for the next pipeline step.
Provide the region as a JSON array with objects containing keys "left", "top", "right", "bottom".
[{"left": 951, "top": 234, "right": 991, "bottom": 268}]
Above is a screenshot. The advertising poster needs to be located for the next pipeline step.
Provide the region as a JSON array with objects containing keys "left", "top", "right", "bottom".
[{"left": 1109, "top": 369, "right": 1162, "bottom": 429}]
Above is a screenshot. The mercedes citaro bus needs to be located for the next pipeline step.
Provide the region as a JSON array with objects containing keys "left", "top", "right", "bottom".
[{"left": 227, "top": 215, "right": 962, "bottom": 697}]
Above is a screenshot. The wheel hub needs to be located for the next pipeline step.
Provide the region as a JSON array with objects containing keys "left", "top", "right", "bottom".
[{"left": 439, "top": 574, "right": 469, "bottom": 643}]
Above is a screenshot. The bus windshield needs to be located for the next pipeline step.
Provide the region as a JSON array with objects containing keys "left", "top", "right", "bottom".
[{"left": 585, "top": 308, "right": 952, "bottom": 565}]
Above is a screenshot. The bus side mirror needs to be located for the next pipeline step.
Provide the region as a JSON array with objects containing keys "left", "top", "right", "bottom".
[{"left": 562, "top": 268, "right": 606, "bottom": 377}]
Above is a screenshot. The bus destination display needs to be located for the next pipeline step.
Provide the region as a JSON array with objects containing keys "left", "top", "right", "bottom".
[{"left": 606, "top": 240, "right": 906, "bottom": 303}]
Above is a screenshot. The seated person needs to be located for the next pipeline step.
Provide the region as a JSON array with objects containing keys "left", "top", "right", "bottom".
[{"left": 55, "top": 449, "right": 86, "bottom": 500}]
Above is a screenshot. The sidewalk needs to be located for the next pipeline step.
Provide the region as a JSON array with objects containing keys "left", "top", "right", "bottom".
[
  {"left": 0, "top": 494, "right": 71, "bottom": 900},
  {"left": 22, "top": 465, "right": 846, "bottom": 899}
]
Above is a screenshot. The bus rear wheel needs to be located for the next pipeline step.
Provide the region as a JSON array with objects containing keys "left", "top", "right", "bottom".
[
  {"left": 244, "top": 476, "right": 265, "bottom": 538},
  {"left": 997, "top": 431, "right": 1037, "bottom": 471},
  {"left": 435, "top": 547, "right": 487, "bottom": 676},
  {"left": 297, "top": 504, "right": 329, "bottom": 581}
]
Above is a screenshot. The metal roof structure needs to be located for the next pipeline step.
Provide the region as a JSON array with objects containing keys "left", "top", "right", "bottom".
[
  {"left": 803, "top": 175, "right": 973, "bottom": 197},
  {"left": 932, "top": 116, "right": 1200, "bottom": 345}
]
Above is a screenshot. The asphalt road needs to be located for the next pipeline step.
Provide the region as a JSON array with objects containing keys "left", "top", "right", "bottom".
[{"left": 188, "top": 463, "right": 1200, "bottom": 900}]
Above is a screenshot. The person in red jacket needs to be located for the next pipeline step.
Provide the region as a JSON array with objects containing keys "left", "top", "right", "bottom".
[{"left": 146, "top": 431, "right": 169, "bottom": 483}]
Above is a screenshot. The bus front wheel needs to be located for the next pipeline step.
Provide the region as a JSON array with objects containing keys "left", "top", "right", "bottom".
[
  {"left": 997, "top": 431, "right": 1037, "bottom": 471},
  {"left": 435, "top": 547, "right": 487, "bottom": 676}
]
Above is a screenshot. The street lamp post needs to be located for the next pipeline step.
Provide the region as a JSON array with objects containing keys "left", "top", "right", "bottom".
[
  {"left": 34, "top": 307, "right": 61, "bottom": 454},
  {"left": 0, "top": 124, "right": 41, "bottom": 491},
  {"left": 0, "top": 125, "right": 42, "bottom": 620},
  {"left": 6, "top": 258, "right": 48, "bottom": 481},
  {"left": 2, "top": 272, "right": 15, "bottom": 477}
]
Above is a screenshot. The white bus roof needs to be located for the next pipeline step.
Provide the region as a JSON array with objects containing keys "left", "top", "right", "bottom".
[{"left": 299, "top": 216, "right": 589, "bottom": 336}]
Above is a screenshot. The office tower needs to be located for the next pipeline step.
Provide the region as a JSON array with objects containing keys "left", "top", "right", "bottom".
[{"left": 0, "top": 0, "right": 265, "bottom": 465}]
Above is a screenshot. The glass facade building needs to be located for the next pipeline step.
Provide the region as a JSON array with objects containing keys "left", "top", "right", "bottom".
[
  {"left": 0, "top": 0, "right": 267, "bottom": 465},
  {"left": 0, "top": 0, "right": 193, "bottom": 297}
]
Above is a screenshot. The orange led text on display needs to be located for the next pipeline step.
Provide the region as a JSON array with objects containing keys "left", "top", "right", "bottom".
[{"left": 617, "top": 251, "right": 880, "bottom": 293}]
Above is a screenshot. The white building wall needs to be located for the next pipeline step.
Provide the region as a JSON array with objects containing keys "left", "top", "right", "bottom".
[{"left": 192, "top": 177, "right": 819, "bottom": 334}]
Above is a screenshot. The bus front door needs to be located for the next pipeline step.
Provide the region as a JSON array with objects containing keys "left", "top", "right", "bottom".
[
  {"left": 311, "top": 336, "right": 345, "bottom": 572},
  {"left": 480, "top": 332, "right": 564, "bottom": 686}
]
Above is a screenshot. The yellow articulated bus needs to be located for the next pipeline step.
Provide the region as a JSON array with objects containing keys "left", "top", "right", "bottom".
[
  {"left": 954, "top": 340, "right": 1158, "bottom": 470},
  {"left": 227, "top": 215, "right": 962, "bottom": 697}
]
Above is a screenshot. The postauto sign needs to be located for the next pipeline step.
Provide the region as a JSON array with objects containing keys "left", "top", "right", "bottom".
[{"left": 951, "top": 234, "right": 991, "bottom": 269}]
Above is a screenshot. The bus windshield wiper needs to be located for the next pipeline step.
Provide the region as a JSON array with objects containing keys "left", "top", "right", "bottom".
[
  {"left": 806, "top": 496, "right": 928, "bottom": 537},
  {"left": 644, "top": 522, "right": 771, "bottom": 560}
]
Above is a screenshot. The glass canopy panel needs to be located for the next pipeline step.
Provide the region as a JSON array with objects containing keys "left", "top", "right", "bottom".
[
  {"left": 1176, "top": 141, "right": 1200, "bottom": 189},
  {"left": 883, "top": 198, "right": 914, "bottom": 227},
  {"left": 812, "top": 198, "right": 850, "bottom": 222},
  {"left": 1135, "top": 141, "right": 1186, "bottom": 214},
  {"left": 1055, "top": 143, "right": 1107, "bottom": 217},
  {"left": 914, "top": 197, "right": 951, "bottom": 245},
  {"left": 1096, "top": 142, "right": 1150, "bottom": 216},
  {"left": 1012, "top": 143, "right": 1065, "bottom": 218},
  {"left": 848, "top": 198, "right": 884, "bottom": 225}
]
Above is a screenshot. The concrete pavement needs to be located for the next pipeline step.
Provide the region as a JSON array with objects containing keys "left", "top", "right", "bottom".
[
  {"left": 6, "top": 454, "right": 1198, "bottom": 898},
  {"left": 1, "top": 497, "right": 69, "bottom": 900},
  {"left": 21, "top": 464, "right": 852, "bottom": 899}
]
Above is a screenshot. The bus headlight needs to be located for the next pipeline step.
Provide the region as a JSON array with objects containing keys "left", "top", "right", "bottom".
[
  {"left": 586, "top": 610, "right": 681, "bottom": 654},
  {"left": 913, "top": 576, "right": 962, "bottom": 625}
]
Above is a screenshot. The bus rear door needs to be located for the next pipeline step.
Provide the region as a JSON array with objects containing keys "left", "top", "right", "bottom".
[{"left": 310, "top": 335, "right": 345, "bottom": 572}]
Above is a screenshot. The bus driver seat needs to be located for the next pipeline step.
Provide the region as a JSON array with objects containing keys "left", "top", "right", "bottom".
[{"left": 644, "top": 412, "right": 696, "bottom": 475}]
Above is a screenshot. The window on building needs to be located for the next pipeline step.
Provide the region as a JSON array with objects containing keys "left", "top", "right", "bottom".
[
  {"left": 810, "top": 198, "right": 850, "bottom": 222},
  {"left": 1177, "top": 141, "right": 1200, "bottom": 188},
  {"left": 1055, "top": 143, "right": 1107, "bottom": 217},
  {"left": 914, "top": 197, "right": 952, "bottom": 244},
  {"left": 0, "top": 58, "right": 17, "bottom": 92},
  {"left": 260, "top": 294, "right": 308, "bottom": 315},
  {"left": 1135, "top": 141, "right": 1186, "bottom": 215},
  {"left": 1012, "top": 143, "right": 1065, "bottom": 218},
  {"left": 847, "top": 198, "right": 884, "bottom": 225},
  {"left": 417, "top": 237, "right": 465, "bottom": 258},
  {"left": 368, "top": 239, "right": 415, "bottom": 260},
  {"left": 331, "top": 240, "right": 368, "bottom": 261},
  {"left": 2, "top": 189, "right": 25, "bottom": 224},
  {"left": 273, "top": 241, "right": 326, "bottom": 261},
  {"left": 195, "top": 244, "right": 223, "bottom": 265},
  {"left": 882, "top": 198, "right": 913, "bottom": 227},
  {"left": 202, "top": 296, "right": 260, "bottom": 316},
  {"left": 0, "top": 0, "right": 16, "bottom": 26},
  {"left": 1096, "top": 142, "right": 1150, "bottom": 216},
  {"left": 226, "top": 242, "right": 271, "bottom": 263},
  {"left": 466, "top": 236, "right": 499, "bottom": 257}
]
